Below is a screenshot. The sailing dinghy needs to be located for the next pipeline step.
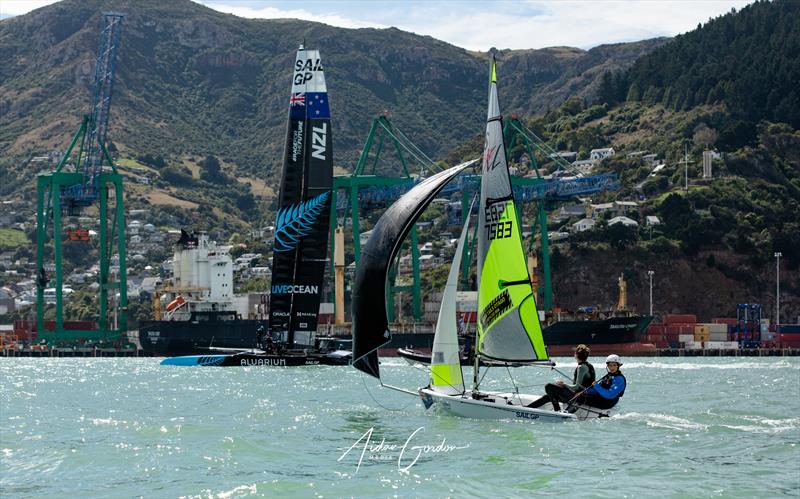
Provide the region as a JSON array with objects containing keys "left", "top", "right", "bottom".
[
  {"left": 352, "top": 59, "right": 608, "bottom": 420},
  {"left": 161, "top": 45, "right": 349, "bottom": 367}
]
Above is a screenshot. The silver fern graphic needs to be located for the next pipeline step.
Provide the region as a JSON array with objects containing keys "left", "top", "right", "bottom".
[{"left": 274, "top": 191, "right": 330, "bottom": 252}]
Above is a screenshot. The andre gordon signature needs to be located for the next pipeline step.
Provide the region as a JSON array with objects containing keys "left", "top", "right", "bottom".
[{"left": 338, "top": 427, "right": 470, "bottom": 473}]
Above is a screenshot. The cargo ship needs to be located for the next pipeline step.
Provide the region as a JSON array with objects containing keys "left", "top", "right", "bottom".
[
  {"left": 541, "top": 273, "right": 655, "bottom": 355},
  {"left": 395, "top": 274, "right": 654, "bottom": 362},
  {"left": 137, "top": 230, "right": 266, "bottom": 356},
  {"left": 137, "top": 231, "right": 348, "bottom": 359}
]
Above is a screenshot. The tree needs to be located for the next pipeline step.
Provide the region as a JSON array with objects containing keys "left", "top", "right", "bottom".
[
  {"left": 236, "top": 192, "right": 257, "bottom": 212},
  {"left": 693, "top": 124, "right": 719, "bottom": 148},
  {"left": 199, "top": 155, "right": 229, "bottom": 184},
  {"left": 604, "top": 223, "right": 638, "bottom": 250}
]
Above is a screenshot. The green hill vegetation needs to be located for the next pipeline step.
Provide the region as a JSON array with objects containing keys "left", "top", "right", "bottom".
[
  {"left": 0, "top": 228, "right": 28, "bottom": 249},
  {"left": 0, "top": 0, "right": 797, "bottom": 321}
]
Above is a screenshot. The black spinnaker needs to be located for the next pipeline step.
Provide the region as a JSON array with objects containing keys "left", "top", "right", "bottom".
[{"left": 352, "top": 160, "right": 477, "bottom": 378}]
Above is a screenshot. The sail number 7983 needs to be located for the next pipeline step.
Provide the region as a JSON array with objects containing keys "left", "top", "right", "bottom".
[
  {"left": 486, "top": 220, "right": 512, "bottom": 240},
  {"left": 485, "top": 203, "right": 512, "bottom": 240}
]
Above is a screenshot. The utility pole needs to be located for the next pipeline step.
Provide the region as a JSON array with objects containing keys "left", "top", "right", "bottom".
[
  {"left": 775, "top": 252, "right": 782, "bottom": 331},
  {"left": 678, "top": 144, "right": 692, "bottom": 192},
  {"left": 647, "top": 270, "right": 654, "bottom": 316}
]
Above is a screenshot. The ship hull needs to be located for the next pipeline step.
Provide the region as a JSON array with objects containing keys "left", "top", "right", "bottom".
[
  {"left": 139, "top": 315, "right": 653, "bottom": 357},
  {"left": 542, "top": 315, "right": 653, "bottom": 345},
  {"left": 139, "top": 318, "right": 264, "bottom": 356}
]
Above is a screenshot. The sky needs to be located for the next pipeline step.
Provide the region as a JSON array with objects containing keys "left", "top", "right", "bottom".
[{"left": 0, "top": 0, "right": 754, "bottom": 50}]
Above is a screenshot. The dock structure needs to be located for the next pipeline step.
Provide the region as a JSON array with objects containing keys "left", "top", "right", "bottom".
[
  {"left": 655, "top": 347, "right": 799, "bottom": 357},
  {"left": 2, "top": 347, "right": 145, "bottom": 357}
]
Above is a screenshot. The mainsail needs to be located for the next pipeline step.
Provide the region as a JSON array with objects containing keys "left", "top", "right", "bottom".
[
  {"left": 429, "top": 206, "right": 471, "bottom": 395},
  {"left": 476, "top": 58, "right": 549, "bottom": 363},
  {"left": 269, "top": 46, "right": 333, "bottom": 346},
  {"left": 352, "top": 160, "right": 477, "bottom": 379}
]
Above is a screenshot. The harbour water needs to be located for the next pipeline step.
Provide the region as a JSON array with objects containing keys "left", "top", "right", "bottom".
[{"left": 1, "top": 357, "right": 798, "bottom": 497}]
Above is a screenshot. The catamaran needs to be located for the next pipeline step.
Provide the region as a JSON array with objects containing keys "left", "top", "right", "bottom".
[
  {"left": 161, "top": 45, "right": 349, "bottom": 367},
  {"left": 352, "top": 58, "right": 609, "bottom": 420}
]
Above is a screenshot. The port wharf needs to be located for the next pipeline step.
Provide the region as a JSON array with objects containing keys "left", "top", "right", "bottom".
[{"left": 2, "top": 346, "right": 141, "bottom": 357}]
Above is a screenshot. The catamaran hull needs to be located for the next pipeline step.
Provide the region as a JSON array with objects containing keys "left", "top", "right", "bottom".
[
  {"left": 418, "top": 388, "right": 609, "bottom": 421},
  {"left": 160, "top": 352, "right": 350, "bottom": 367}
]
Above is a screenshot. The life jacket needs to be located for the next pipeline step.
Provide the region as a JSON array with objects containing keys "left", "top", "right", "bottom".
[
  {"left": 599, "top": 371, "right": 626, "bottom": 398},
  {"left": 574, "top": 361, "right": 596, "bottom": 388}
]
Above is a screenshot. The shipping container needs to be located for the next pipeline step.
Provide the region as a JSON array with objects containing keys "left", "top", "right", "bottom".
[
  {"left": 694, "top": 332, "right": 711, "bottom": 342},
  {"left": 707, "top": 323, "right": 728, "bottom": 334},
  {"left": 779, "top": 325, "right": 800, "bottom": 334},
  {"left": 778, "top": 333, "right": 800, "bottom": 348},
  {"left": 709, "top": 332, "right": 728, "bottom": 341},
  {"left": 678, "top": 334, "right": 694, "bottom": 343},
  {"left": 712, "top": 318, "right": 738, "bottom": 326},
  {"left": 694, "top": 325, "right": 710, "bottom": 335},
  {"left": 460, "top": 311, "right": 477, "bottom": 324},
  {"left": 665, "top": 314, "right": 697, "bottom": 324}
]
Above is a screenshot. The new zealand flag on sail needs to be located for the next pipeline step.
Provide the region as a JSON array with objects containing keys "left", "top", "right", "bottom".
[
  {"left": 290, "top": 92, "right": 329, "bottom": 120},
  {"left": 305, "top": 92, "right": 330, "bottom": 118}
]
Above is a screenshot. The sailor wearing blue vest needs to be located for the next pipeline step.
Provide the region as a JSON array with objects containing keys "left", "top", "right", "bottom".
[{"left": 572, "top": 354, "right": 626, "bottom": 411}]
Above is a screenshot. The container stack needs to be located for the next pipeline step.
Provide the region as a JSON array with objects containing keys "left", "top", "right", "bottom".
[
  {"left": 456, "top": 291, "right": 477, "bottom": 324},
  {"left": 423, "top": 291, "right": 443, "bottom": 323},
  {"left": 647, "top": 316, "right": 745, "bottom": 350},
  {"left": 666, "top": 314, "right": 697, "bottom": 348},
  {"left": 779, "top": 325, "right": 800, "bottom": 348}
]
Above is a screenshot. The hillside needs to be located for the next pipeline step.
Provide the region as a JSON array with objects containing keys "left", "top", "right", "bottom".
[
  {"left": 0, "top": 0, "right": 798, "bottom": 325},
  {"left": 0, "top": 0, "right": 664, "bottom": 223},
  {"left": 441, "top": 1, "right": 800, "bottom": 321}
]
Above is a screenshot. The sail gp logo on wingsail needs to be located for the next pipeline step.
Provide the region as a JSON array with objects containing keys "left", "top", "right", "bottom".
[{"left": 337, "top": 427, "right": 470, "bottom": 474}]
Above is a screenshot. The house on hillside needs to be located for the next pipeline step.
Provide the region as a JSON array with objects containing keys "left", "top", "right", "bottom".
[
  {"left": 571, "top": 159, "right": 596, "bottom": 174},
  {"left": 572, "top": 218, "right": 596, "bottom": 232},
  {"left": 552, "top": 204, "right": 588, "bottom": 223},
  {"left": 614, "top": 201, "right": 639, "bottom": 214},
  {"left": 608, "top": 216, "right": 638, "bottom": 227},
  {"left": 590, "top": 148, "right": 615, "bottom": 161}
]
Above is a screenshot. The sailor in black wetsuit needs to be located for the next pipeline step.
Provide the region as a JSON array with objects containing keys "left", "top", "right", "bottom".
[
  {"left": 528, "top": 344, "right": 595, "bottom": 411},
  {"left": 256, "top": 325, "right": 266, "bottom": 350},
  {"left": 265, "top": 333, "right": 275, "bottom": 354},
  {"left": 572, "top": 354, "right": 626, "bottom": 411}
]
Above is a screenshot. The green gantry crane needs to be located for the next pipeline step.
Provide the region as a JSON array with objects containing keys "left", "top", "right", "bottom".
[{"left": 35, "top": 12, "right": 128, "bottom": 346}]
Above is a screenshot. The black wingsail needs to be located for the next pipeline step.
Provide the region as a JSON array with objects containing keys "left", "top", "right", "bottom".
[
  {"left": 352, "top": 160, "right": 477, "bottom": 378},
  {"left": 269, "top": 46, "right": 333, "bottom": 347}
]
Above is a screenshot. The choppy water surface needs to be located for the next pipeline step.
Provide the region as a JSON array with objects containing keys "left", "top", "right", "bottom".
[{"left": 1, "top": 357, "right": 798, "bottom": 497}]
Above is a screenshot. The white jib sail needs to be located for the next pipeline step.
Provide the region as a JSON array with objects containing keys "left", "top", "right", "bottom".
[{"left": 430, "top": 215, "right": 470, "bottom": 395}]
